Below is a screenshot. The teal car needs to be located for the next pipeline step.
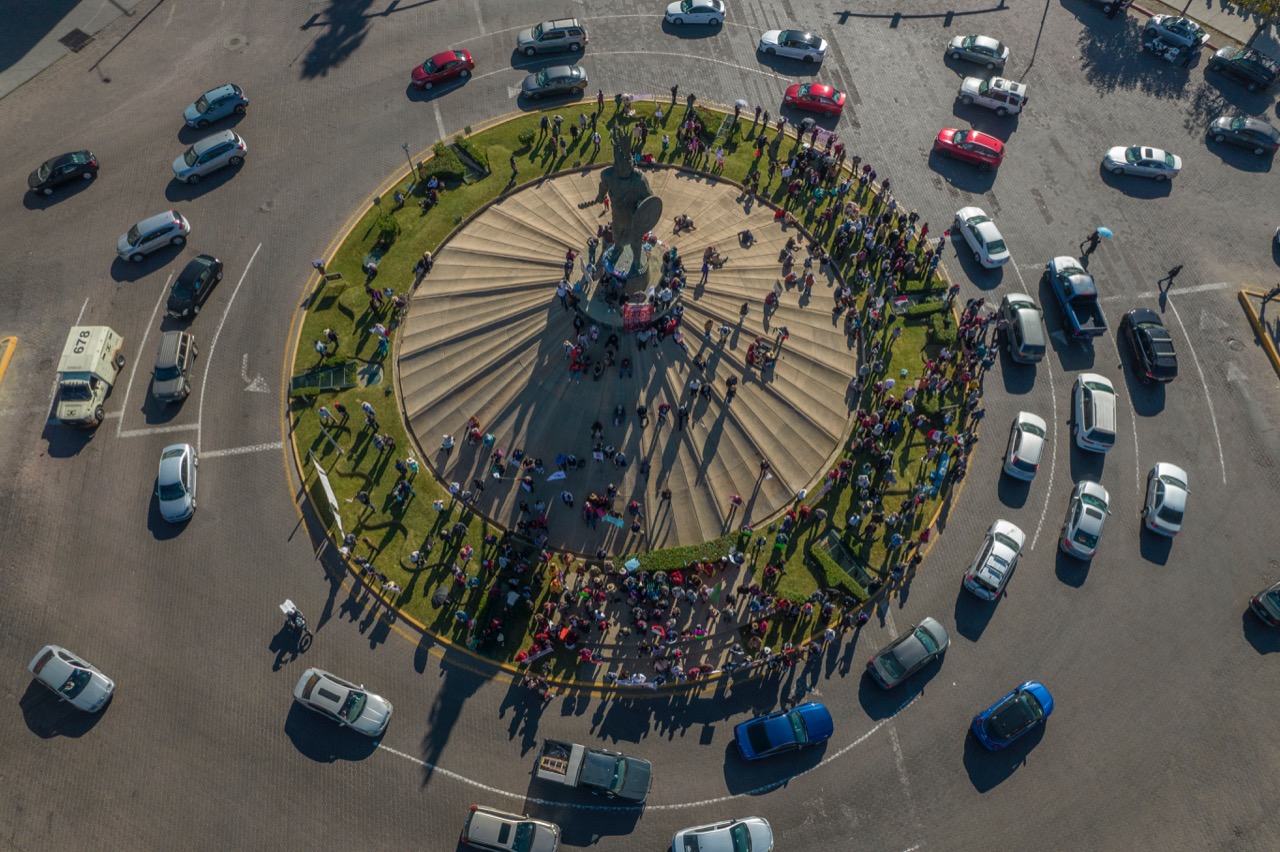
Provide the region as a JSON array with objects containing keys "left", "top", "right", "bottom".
[{"left": 183, "top": 84, "right": 248, "bottom": 129}]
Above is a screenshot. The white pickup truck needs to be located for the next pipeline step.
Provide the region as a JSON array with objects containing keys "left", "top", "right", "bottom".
[{"left": 534, "top": 739, "right": 652, "bottom": 803}]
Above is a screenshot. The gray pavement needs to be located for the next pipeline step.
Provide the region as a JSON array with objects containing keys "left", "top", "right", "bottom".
[{"left": 2, "top": 0, "right": 1280, "bottom": 850}]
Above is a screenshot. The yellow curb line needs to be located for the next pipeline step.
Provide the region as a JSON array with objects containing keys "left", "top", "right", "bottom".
[
  {"left": 1238, "top": 288, "right": 1280, "bottom": 379},
  {"left": 0, "top": 336, "right": 18, "bottom": 391}
]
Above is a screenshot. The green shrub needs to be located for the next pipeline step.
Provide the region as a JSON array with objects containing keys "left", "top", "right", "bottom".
[
  {"left": 905, "top": 301, "right": 945, "bottom": 319},
  {"left": 517, "top": 129, "right": 536, "bottom": 147},
  {"left": 928, "top": 312, "right": 956, "bottom": 345},
  {"left": 418, "top": 141, "right": 465, "bottom": 183},
  {"left": 809, "top": 547, "right": 867, "bottom": 601},
  {"left": 455, "top": 137, "right": 489, "bottom": 171}
]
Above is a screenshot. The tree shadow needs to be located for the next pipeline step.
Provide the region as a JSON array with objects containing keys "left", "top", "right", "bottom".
[{"left": 1076, "top": 15, "right": 1197, "bottom": 100}]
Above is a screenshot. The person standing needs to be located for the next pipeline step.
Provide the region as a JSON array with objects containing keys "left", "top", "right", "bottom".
[
  {"left": 1158, "top": 265, "right": 1183, "bottom": 292},
  {"left": 699, "top": 260, "right": 710, "bottom": 286},
  {"left": 1080, "top": 230, "right": 1102, "bottom": 257}
]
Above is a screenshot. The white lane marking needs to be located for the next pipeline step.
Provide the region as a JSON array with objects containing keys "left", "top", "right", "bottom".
[
  {"left": 1166, "top": 299, "right": 1227, "bottom": 485},
  {"left": 1010, "top": 262, "right": 1059, "bottom": 552},
  {"left": 1100, "top": 281, "right": 1230, "bottom": 302},
  {"left": 119, "top": 423, "right": 199, "bottom": 439},
  {"left": 117, "top": 274, "right": 172, "bottom": 437},
  {"left": 47, "top": 297, "right": 93, "bottom": 417},
  {"left": 378, "top": 695, "right": 919, "bottom": 811},
  {"left": 196, "top": 242, "right": 262, "bottom": 453},
  {"left": 471, "top": 0, "right": 485, "bottom": 35},
  {"left": 201, "top": 441, "right": 282, "bottom": 459},
  {"left": 433, "top": 101, "right": 447, "bottom": 143}
]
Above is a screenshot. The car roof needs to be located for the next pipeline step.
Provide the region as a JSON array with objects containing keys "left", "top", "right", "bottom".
[
  {"left": 158, "top": 443, "right": 193, "bottom": 481},
  {"left": 428, "top": 50, "right": 462, "bottom": 64},
  {"left": 191, "top": 130, "right": 238, "bottom": 154},
  {"left": 989, "top": 519, "right": 1026, "bottom": 551},
  {"left": 957, "top": 205, "right": 988, "bottom": 220},
  {"left": 972, "top": 35, "right": 1003, "bottom": 50},
  {"left": 804, "top": 83, "right": 837, "bottom": 97},
  {"left": 1079, "top": 371, "right": 1114, "bottom": 392},
  {"left": 1236, "top": 117, "right": 1280, "bottom": 137},
  {"left": 794, "top": 702, "right": 835, "bottom": 740},
  {"left": 202, "top": 83, "right": 239, "bottom": 99},
  {"left": 136, "top": 210, "right": 184, "bottom": 230},
  {"left": 1076, "top": 479, "right": 1110, "bottom": 507},
  {"left": 965, "top": 129, "right": 1003, "bottom": 149},
  {"left": 177, "top": 254, "right": 218, "bottom": 280},
  {"left": 543, "top": 65, "right": 577, "bottom": 76},
  {"left": 782, "top": 30, "right": 822, "bottom": 45},
  {"left": 1015, "top": 410, "right": 1047, "bottom": 431}
]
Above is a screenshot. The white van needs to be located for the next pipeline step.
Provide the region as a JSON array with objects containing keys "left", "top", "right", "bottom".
[
  {"left": 1073, "top": 373, "right": 1117, "bottom": 453},
  {"left": 56, "top": 326, "right": 125, "bottom": 427}
]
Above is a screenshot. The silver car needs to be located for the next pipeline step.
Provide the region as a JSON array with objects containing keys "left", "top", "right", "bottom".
[
  {"left": 1003, "top": 411, "right": 1047, "bottom": 481},
  {"left": 963, "top": 520, "right": 1025, "bottom": 599},
  {"left": 520, "top": 65, "right": 588, "bottom": 100},
  {"left": 28, "top": 645, "right": 115, "bottom": 712},
  {"left": 1060, "top": 480, "right": 1110, "bottom": 560},
  {"left": 1143, "top": 462, "right": 1189, "bottom": 537},
  {"left": 947, "top": 35, "right": 1009, "bottom": 69},
  {"left": 1103, "top": 146, "right": 1182, "bottom": 180},
  {"left": 670, "top": 817, "right": 773, "bottom": 852},
  {"left": 117, "top": 210, "right": 191, "bottom": 262},
  {"left": 157, "top": 442, "right": 198, "bottom": 522},
  {"left": 172, "top": 130, "right": 247, "bottom": 183},
  {"left": 293, "top": 667, "right": 393, "bottom": 737},
  {"left": 462, "top": 806, "right": 560, "bottom": 852},
  {"left": 866, "top": 617, "right": 950, "bottom": 688},
  {"left": 1144, "top": 15, "right": 1209, "bottom": 48},
  {"left": 758, "top": 29, "right": 827, "bottom": 62}
]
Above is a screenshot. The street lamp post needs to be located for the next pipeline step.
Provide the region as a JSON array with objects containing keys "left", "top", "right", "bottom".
[{"left": 402, "top": 142, "right": 416, "bottom": 190}]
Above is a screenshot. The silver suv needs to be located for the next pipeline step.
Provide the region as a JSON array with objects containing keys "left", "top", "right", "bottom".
[
  {"left": 516, "top": 19, "right": 587, "bottom": 56},
  {"left": 152, "top": 330, "right": 198, "bottom": 403},
  {"left": 117, "top": 210, "right": 191, "bottom": 262},
  {"left": 172, "top": 130, "right": 247, "bottom": 184}
]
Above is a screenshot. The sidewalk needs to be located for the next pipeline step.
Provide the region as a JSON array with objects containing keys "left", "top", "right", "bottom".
[
  {"left": 1135, "top": 0, "right": 1280, "bottom": 58},
  {"left": 0, "top": 0, "right": 148, "bottom": 101}
]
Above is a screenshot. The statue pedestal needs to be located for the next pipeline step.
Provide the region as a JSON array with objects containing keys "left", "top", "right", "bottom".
[
  {"left": 605, "top": 242, "right": 651, "bottom": 288},
  {"left": 576, "top": 246, "right": 681, "bottom": 332}
]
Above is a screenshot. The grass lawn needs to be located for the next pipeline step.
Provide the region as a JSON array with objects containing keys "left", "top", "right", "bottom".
[{"left": 290, "top": 99, "right": 969, "bottom": 669}]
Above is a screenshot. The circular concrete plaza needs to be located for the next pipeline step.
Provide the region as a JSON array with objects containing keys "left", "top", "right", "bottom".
[{"left": 398, "top": 168, "right": 853, "bottom": 552}]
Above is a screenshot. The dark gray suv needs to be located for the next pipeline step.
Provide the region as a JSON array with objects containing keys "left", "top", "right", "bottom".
[{"left": 152, "top": 331, "right": 198, "bottom": 403}]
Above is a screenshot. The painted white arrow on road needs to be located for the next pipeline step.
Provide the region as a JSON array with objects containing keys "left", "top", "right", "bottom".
[
  {"left": 507, "top": 84, "right": 522, "bottom": 99},
  {"left": 241, "top": 354, "right": 269, "bottom": 393},
  {"left": 1199, "top": 309, "right": 1229, "bottom": 331}
]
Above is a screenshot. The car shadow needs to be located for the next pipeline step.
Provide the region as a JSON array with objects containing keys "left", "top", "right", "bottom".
[
  {"left": 176, "top": 113, "right": 246, "bottom": 144},
  {"left": 405, "top": 79, "right": 469, "bottom": 102},
  {"left": 949, "top": 104, "right": 1021, "bottom": 142},
  {"left": 1242, "top": 609, "right": 1280, "bottom": 654},
  {"left": 41, "top": 421, "right": 96, "bottom": 457},
  {"left": 19, "top": 681, "right": 110, "bottom": 738},
  {"left": 539, "top": 799, "right": 643, "bottom": 845},
  {"left": 721, "top": 736, "right": 828, "bottom": 794},
  {"left": 1067, "top": 437, "right": 1105, "bottom": 483},
  {"left": 1038, "top": 279, "right": 1099, "bottom": 372},
  {"left": 755, "top": 53, "right": 824, "bottom": 78},
  {"left": 1204, "top": 139, "right": 1275, "bottom": 172},
  {"left": 997, "top": 474, "right": 1030, "bottom": 509},
  {"left": 930, "top": 152, "right": 998, "bottom": 195},
  {"left": 953, "top": 586, "right": 997, "bottom": 642},
  {"left": 945, "top": 240, "right": 1004, "bottom": 289},
  {"left": 1137, "top": 526, "right": 1173, "bottom": 565},
  {"left": 661, "top": 20, "right": 723, "bottom": 39},
  {"left": 1204, "top": 73, "right": 1276, "bottom": 115},
  {"left": 1054, "top": 545, "right": 1090, "bottom": 587},
  {"left": 998, "top": 348, "right": 1036, "bottom": 395},
  {"left": 283, "top": 703, "right": 380, "bottom": 761},
  {"left": 855, "top": 657, "right": 943, "bottom": 719},
  {"left": 110, "top": 251, "right": 183, "bottom": 282},
  {"left": 517, "top": 89, "right": 588, "bottom": 113},
  {"left": 962, "top": 721, "right": 1046, "bottom": 792},
  {"left": 21, "top": 178, "right": 97, "bottom": 209},
  {"left": 1097, "top": 162, "right": 1174, "bottom": 198},
  {"left": 1116, "top": 338, "right": 1167, "bottom": 417},
  {"left": 164, "top": 165, "right": 243, "bottom": 201},
  {"left": 140, "top": 392, "right": 188, "bottom": 425},
  {"left": 941, "top": 54, "right": 1002, "bottom": 78}
]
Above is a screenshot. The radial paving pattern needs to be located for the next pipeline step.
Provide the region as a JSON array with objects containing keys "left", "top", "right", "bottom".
[{"left": 398, "top": 167, "right": 855, "bottom": 553}]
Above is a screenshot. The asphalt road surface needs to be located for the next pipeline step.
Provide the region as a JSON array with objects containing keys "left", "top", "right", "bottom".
[{"left": 2, "top": 1, "right": 1279, "bottom": 850}]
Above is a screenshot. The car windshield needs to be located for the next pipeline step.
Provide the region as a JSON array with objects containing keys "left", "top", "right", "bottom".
[
  {"left": 1021, "top": 422, "right": 1046, "bottom": 438},
  {"left": 1157, "top": 504, "right": 1184, "bottom": 524},
  {"left": 953, "top": 130, "right": 970, "bottom": 144},
  {"left": 915, "top": 627, "right": 940, "bottom": 654},
  {"left": 195, "top": 94, "right": 210, "bottom": 114},
  {"left": 59, "top": 667, "right": 93, "bottom": 698},
  {"left": 729, "top": 823, "right": 752, "bottom": 852},
  {"left": 990, "top": 691, "right": 1043, "bottom": 740},
  {"left": 37, "top": 162, "right": 52, "bottom": 180},
  {"left": 126, "top": 224, "right": 142, "bottom": 246},
  {"left": 512, "top": 823, "right": 535, "bottom": 852},
  {"left": 158, "top": 479, "right": 187, "bottom": 501},
  {"left": 61, "top": 382, "right": 92, "bottom": 401},
  {"left": 681, "top": 0, "right": 696, "bottom": 9},
  {"left": 338, "top": 690, "right": 367, "bottom": 721},
  {"left": 1163, "top": 153, "right": 1177, "bottom": 167},
  {"left": 797, "top": 84, "right": 813, "bottom": 96},
  {"left": 993, "top": 533, "right": 1020, "bottom": 552},
  {"left": 1080, "top": 492, "right": 1109, "bottom": 512},
  {"left": 183, "top": 147, "right": 200, "bottom": 167},
  {"left": 788, "top": 709, "right": 809, "bottom": 743},
  {"left": 1125, "top": 147, "right": 1140, "bottom": 163},
  {"left": 1083, "top": 381, "right": 1112, "bottom": 395},
  {"left": 986, "top": 239, "right": 1007, "bottom": 255},
  {"left": 1013, "top": 457, "right": 1037, "bottom": 473},
  {"left": 607, "top": 757, "right": 629, "bottom": 793},
  {"left": 155, "top": 364, "right": 183, "bottom": 381},
  {"left": 977, "top": 80, "right": 990, "bottom": 94},
  {"left": 536, "top": 71, "right": 549, "bottom": 85},
  {"left": 422, "top": 58, "right": 438, "bottom": 73},
  {"left": 878, "top": 649, "right": 905, "bottom": 679},
  {"left": 530, "top": 23, "right": 543, "bottom": 38}
]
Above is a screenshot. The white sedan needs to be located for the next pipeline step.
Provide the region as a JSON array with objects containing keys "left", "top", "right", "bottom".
[
  {"left": 671, "top": 817, "right": 773, "bottom": 852},
  {"left": 1003, "top": 411, "right": 1047, "bottom": 481},
  {"left": 1143, "top": 462, "right": 1189, "bottom": 536},
  {"left": 665, "top": 0, "right": 724, "bottom": 25},
  {"left": 1103, "top": 146, "right": 1182, "bottom": 181},
  {"left": 1061, "top": 480, "right": 1111, "bottom": 560},
  {"left": 954, "top": 206, "right": 1010, "bottom": 268},
  {"left": 157, "top": 443, "right": 198, "bottom": 523},
  {"left": 758, "top": 29, "right": 827, "bottom": 62},
  {"left": 963, "top": 519, "right": 1026, "bottom": 600},
  {"left": 28, "top": 645, "right": 115, "bottom": 712},
  {"left": 293, "top": 668, "right": 393, "bottom": 737}
]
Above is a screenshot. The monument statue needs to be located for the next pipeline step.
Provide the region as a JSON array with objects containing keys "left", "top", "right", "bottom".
[{"left": 591, "top": 126, "right": 663, "bottom": 277}]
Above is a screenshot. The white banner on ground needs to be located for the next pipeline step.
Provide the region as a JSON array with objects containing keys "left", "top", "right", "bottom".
[{"left": 310, "top": 451, "right": 345, "bottom": 538}]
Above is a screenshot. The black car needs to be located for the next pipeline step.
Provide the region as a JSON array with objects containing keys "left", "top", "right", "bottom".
[
  {"left": 1207, "top": 46, "right": 1279, "bottom": 92},
  {"left": 28, "top": 151, "right": 98, "bottom": 195},
  {"left": 166, "top": 254, "right": 223, "bottom": 318},
  {"left": 520, "top": 65, "right": 587, "bottom": 100},
  {"left": 1121, "top": 308, "right": 1177, "bottom": 383},
  {"left": 1208, "top": 115, "right": 1280, "bottom": 155}
]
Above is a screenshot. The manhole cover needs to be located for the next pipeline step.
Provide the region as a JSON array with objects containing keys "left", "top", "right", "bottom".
[
  {"left": 224, "top": 34, "right": 248, "bottom": 51},
  {"left": 1227, "top": 338, "right": 1243, "bottom": 351},
  {"left": 260, "top": 199, "right": 275, "bottom": 212},
  {"left": 58, "top": 29, "right": 94, "bottom": 52}
]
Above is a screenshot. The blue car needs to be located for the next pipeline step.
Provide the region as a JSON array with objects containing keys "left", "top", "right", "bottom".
[
  {"left": 970, "top": 681, "right": 1054, "bottom": 750},
  {"left": 183, "top": 84, "right": 249, "bottom": 129},
  {"left": 734, "top": 702, "right": 834, "bottom": 761}
]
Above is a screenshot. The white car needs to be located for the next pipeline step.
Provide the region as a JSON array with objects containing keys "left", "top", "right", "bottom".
[
  {"left": 461, "top": 805, "right": 560, "bottom": 852},
  {"left": 954, "top": 206, "right": 1010, "bottom": 268},
  {"left": 1144, "top": 15, "right": 1209, "bottom": 48},
  {"left": 1061, "top": 480, "right": 1110, "bottom": 560},
  {"left": 963, "top": 520, "right": 1025, "bottom": 600},
  {"left": 665, "top": 0, "right": 724, "bottom": 25},
  {"left": 758, "top": 29, "right": 827, "bottom": 62},
  {"left": 1102, "top": 146, "right": 1182, "bottom": 181},
  {"left": 1143, "top": 462, "right": 1189, "bottom": 536},
  {"left": 172, "top": 130, "right": 247, "bottom": 184},
  {"left": 671, "top": 817, "right": 773, "bottom": 852},
  {"left": 1073, "top": 373, "right": 1117, "bottom": 453},
  {"left": 293, "top": 667, "right": 393, "bottom": 737},
  {"left": 28, "top": 645, "right": 115, "bottom": 712},
  {"left": 116, "top": 210, "right": 191, "bottom": 263},
  {"left": 957, "top": 76, "right": 1028, "bottom": 116},
  {"left": 157, "top": 443, "right": 198, "bottom": 522},
  {"left": 1003, "top": 411, "right": 1047, "bottom": 481}
]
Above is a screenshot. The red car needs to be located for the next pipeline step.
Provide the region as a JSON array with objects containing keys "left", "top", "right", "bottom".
[
  {"left": 783, "top": 83, "right": 846, "bottom": 116},
  {"left": 411, "top": 49, "right": 475, "bottom": 89},
  {"left": 934, "top": 128, "right": 1004, "bottom": 170}
]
